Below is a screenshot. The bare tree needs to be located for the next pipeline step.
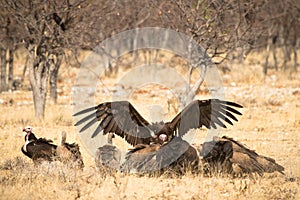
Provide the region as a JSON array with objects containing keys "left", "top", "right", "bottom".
[
  {"left": 245, "top": 0, "right": 300, "bottom": 75},
  {"left": 3, "top": 0, "right": 86, "bottom": 118},
  {"left": 3, "top": 0, "right": 298, "bottom": 118},
  {"left": 7, "top": 48, "right": 14, "bottom": 90},
  {"left": 0, "top": 9, "right": 10, "bottom": 92},
  {"left": 71, "top": 0, "right": 261, "bottom": 104},
  {"left": 49, "top": 54, "right": 63, "bottom": 104},
  {"left": 0, "top": 50, "right": 6, "bottom": 92},
  {"left": 0, "top": 2, "right": 24, "bottom": 92}
]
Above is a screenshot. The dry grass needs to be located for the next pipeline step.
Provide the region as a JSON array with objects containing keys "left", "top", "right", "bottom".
[{"left": 0, "top": 50, "right": 299, "bottom": 199}]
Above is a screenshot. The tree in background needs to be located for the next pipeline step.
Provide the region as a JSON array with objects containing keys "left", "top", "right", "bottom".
[
  {"left": 0, "top": 5, "right": 21, "bottom": 92},
  {"left": 3, "top": 0, "right": 85, "bottom": 118},
  {"left": 255, "top": 0, "right": 300, "bottom": 74},
  {"left": 1, "top": 0, "right": 299, "bottom": 118},
  {"left": 65, "top": 0, "right": 262, "bottom": 104}
]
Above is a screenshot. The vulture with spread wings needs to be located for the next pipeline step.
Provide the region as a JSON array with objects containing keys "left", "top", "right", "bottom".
[{"left": 74, "top": 99, "right": 243, "bottom": 147}]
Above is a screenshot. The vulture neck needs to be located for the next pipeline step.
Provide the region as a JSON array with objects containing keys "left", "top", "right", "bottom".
[
  {"left": 60, "top": 131, "right": 67, "bottom": 145},
  {"left": 107, "top": 133, "right": 114, "bottom": 145},
  {"left": 23, "top": 134, "right": 31, "bottom": 153},
  {"left": 25, "top": 132, "right": 37, "bottom": 142}
]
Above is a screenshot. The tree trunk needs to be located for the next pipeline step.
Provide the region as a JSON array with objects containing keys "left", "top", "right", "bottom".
[
  {"left": 8, "top": 49, "right": 14, "bottom": 91},
  {"left": 49, "top": 54, "right": 63, "bottom": 104},
  {"left": 21, "top": 55, "right": 29, "bottom": 83},
  {"left": 264, "top": 38, "right": 271, "bottom": 75},
  {"left": 185, "top": 64, "right": 207, "bottom": 106},
  {"left": 1, "top": 49, "right": 7, "bottom": 92},
  {"left": 293, "top": 47, "right": 297, "bottom": 72},
  {"left": 282, "top": 37, "right": 290, "bottom": 71},
  {"left": 28, "top": 44, "right": 50, "bottom": 119},
  {"left": 32, "top": 79, "right": 47, "bottom": 119}
]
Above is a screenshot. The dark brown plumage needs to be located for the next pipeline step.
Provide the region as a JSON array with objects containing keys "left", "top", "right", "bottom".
[
  {"left": 56, "top": 131, "right": 84, "bottom": 169},
  {"left": 21, "top": 126, "right": 57, "bottom": 163},
  {"left": 21, "top": 127, "right": 84, "bottom": 168},
  {"left": 121, "top": 137, "right": 199, "bottom": 174},
  {"left": 74, "top": 99, "right": 242, "bottom": 173},
  {"left": 74, "top": 99, "right": 243, "bottom": 147},
  {"left": 199, "top": 136, "right": 285, "bottom": 176},
  {"left": 120, "top": 136, "right": 285, "bottom": 176}
]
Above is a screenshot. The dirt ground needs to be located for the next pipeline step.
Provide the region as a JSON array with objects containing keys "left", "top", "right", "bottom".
[{"left": 0, "top": 50, "right": 299, "bottom": 199}]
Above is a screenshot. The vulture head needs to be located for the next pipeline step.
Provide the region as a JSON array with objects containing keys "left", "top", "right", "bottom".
[
  {"left": 22, "top": 126, "right": 37, "bottom": 142},
  {"left": 149, "top": 122, "right": 172, "bottom": 144},
  {"left": 23, "top": 126, "right": 32, "bottom": 133}
]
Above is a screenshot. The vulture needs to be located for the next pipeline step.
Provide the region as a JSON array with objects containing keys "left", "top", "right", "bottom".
[
  {"left": 199, "top": 136, "right": 285, "bottom": 176},
  {"left": 74, "top": 99, "right": 243, "bottom": 146},
  {"left": 21, "top": 127, "right": 84, "bottom": 168},
  {"left": 95, "top": 132, "right": 122, "bottom": 171},
  {"left": 21, "top": 126, "right": 57, "bottom": 163},
  {"left": 74, "top": 99, "right": 243, "bottom": 173},
  {"left": 56, "top": 131, "right": 84, "bottom": 169},
  {"left": 120, "top": 136, "right": 200, "bottom": 174}
]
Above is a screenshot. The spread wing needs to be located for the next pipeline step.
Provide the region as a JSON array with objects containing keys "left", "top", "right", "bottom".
[
  {"left": 170, "top": 99, "right": 243, "bottom": 137},
  {"left": 74, "top": 101, "right": 153, "bottom": 146}
]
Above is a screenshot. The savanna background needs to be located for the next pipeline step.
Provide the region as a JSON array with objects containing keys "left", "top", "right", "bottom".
[{"left": 0, "top": 0, "right": 299, "bottom": 199}]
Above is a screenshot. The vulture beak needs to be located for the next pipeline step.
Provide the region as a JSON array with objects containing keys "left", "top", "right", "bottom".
[{"left": 23, "top": 128, "right": 30, "bottom": 137}]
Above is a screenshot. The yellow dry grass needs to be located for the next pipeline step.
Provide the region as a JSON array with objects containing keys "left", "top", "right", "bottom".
[{"left": 0, "top": 50, "right": 299, "bottom": 199}]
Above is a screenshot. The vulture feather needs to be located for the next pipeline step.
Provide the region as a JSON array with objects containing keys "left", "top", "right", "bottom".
[
  {"left": 21, "top": 126, "right": 57, "bottom": 163},
  {"left": 74, "top": 99, "right": 242, "bottom": 173},
  {"left": 21, "top": 127, "right": 84, "bottom": 168},
  {"left": 56, "top": 131, "right": 84, "bottom": 169},
  {"left": 199, "top": 136, "right": 285, "bottom": 176},
  {"left": 95, "top": 132, "right": 121, "bottom": 170},
  {"left": 121, "top": 137, "right": 199, "bottom": 174},
  {"left": 120, "top": 136, "right": 285, "bottom": 176},
  {"left": 74, "top": 99, "right": 243, "bottom": 147}
]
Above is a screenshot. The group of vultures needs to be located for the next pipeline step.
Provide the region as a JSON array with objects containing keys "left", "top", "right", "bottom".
[{"left": 21, "top": 99, "right": 284, "bottom": 177}]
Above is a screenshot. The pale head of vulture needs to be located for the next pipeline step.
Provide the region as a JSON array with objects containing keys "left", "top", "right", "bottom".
[{"left": 23, "top": 126, "right": 33, "bottom": 133}]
